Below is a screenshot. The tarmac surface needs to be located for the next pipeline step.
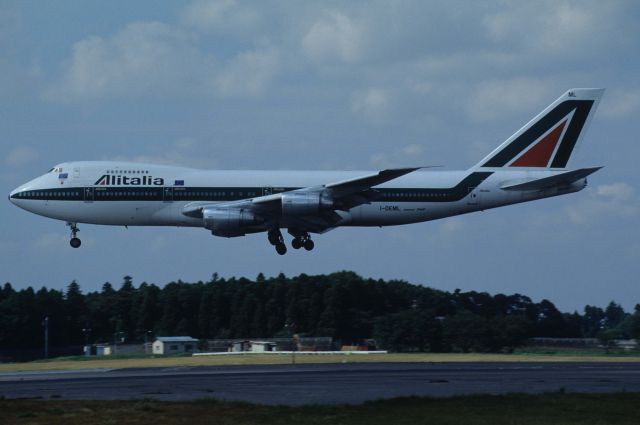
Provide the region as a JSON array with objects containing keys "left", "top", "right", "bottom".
[{"left": 1, "top": 362, "right": 640, "bottom": 405}]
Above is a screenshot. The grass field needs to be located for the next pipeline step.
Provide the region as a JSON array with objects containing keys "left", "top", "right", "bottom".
[
  {"left": 1, "top": 393, "right": 639, "bottom": 425},
  {"left": 1, "top": 352, "right": 640, "bottom": 373}
]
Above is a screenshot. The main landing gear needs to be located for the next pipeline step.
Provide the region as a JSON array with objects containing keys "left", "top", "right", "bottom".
[
  {"left": 290, "top": 232, "right": 314, "bottom": 251},
  {"left": 67, "top": 222, "right": 81, "bottom": 248},
  {"left": 268, "top": 229, "right": 287, "bottom": 255},
  {"left": 268, "top": 229, "right": 316, "bottom": 255}
]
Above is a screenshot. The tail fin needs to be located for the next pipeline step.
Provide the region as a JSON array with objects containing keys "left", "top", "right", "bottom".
[{"left": 475, "top": 88, "right": 604, "bottom": 169}]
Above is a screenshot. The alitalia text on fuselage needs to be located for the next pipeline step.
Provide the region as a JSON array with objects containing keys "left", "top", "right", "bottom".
[{"left": 94, "top": 174, "right": 165, "bottom": 186}]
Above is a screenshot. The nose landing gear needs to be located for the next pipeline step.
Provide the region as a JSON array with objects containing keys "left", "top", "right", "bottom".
[{"left": 67, "top": 222, "right": 81, "bottom": 248}]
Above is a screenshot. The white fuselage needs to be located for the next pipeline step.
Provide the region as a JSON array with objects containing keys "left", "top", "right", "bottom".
[{"left": 9, "top": 161, "right": 585, "bottom": 231}]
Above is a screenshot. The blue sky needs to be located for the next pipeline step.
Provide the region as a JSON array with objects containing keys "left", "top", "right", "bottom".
[{"left": 1, "top": 0, "right": 639, "bottom": 312}]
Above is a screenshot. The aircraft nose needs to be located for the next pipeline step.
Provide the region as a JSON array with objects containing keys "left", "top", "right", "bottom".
[
  {"left": 9, "top": 187, "right": 19, "bottom": 204},
  {"left": 8, "top": 185, "right": 28, "bottom": 206}
]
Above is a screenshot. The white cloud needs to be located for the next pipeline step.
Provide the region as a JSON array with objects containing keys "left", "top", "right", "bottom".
[
  {"left": 5, "top": 146, "right": 38, "bottom": 167},
  {"left": 0, "top": 4, "right": 19, "bottom": 48},
  {"left": 302, "top": 11, "right": 364, "bottom": 64},
  {"left": 149, "top": 235, "right": 169, "bottom": 251},
  {"left": 482, "top": 1, "right": 615, "bottom": 53},
  {"left": 440, "top": 217, "right": 464, "bottom": 234},
  {"left": 34, "top": 232, "right": 69, "bottom": 250},
  {"left": 174, "top": 137, "right": 198, "bottom": 149},
  {"left": 369, "top": 143, "right": 426, "bottom": 168},
  {"left": 600, "top": 89, "right": 640, "bottom": 119},
  {"left": 368, "top": 153, "right": 389, "bottom": 168},
  {"left": 33, "top": 232, "right": 95, "bottom": 253},
  {"left": 182, "top": 0, "right": 236, "bottom": 29},
  {"left": 595, "top": 182, "right": 635, "bottom": 202},
  {"left": 106, "top": 138, "right": 216, "bottom": 169},
  {"left": 214, "top": 47, "right": 279, "bottom": 97},
  {"left": 351, "top": 88, "right": 389, "bottom": 121},
  {"left": 44, "top": 15, "right": 285, "bottom": 101},
  {"left": 467, "top": 78, "right": 553, "bottom": 122},
  {"left": 402, "top": 144, "right": 423, "bottom": 156},
  {"left": 409, "top": 81, "right": 433, "bottom": 94},
  {"left": 565, "top": 182, "right": 639, "bottom": 225},
  {"left": 44, "top": 21, "right": 213, "bottom": 101},
  {"left": 181, "top": 0, "right": 262, "bottom": 36}
]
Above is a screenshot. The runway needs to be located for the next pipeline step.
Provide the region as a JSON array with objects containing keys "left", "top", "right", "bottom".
[{"left": 1, "top": 362, "right": 640, "bottom": 405}]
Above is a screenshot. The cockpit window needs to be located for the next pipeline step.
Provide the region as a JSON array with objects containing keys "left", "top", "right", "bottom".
[{"left": 48, "top": 168, "right": 55, "bottom": 173}]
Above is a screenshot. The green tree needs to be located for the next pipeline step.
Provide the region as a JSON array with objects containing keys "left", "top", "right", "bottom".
[
  {"left": 373, "top": 310, "right": 442, "bottom": 352},
  {"left": 135, "top": 283, "right": 160, "bottom": 339},
  {"left": 442, "top": 311, "right": 492, "bottom": 352},
  {"left": 64, "top": 280, "right": 86, "bottom": 344},
  {"left": 582, "top": 305, "right": 605, "bottom": 337},
  {"left": 604, "top": 301, "right": 626, "bottom": 328}
]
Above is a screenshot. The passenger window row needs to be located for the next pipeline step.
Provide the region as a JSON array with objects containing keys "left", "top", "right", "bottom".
[
  {"left": 388, "top": 192, "right": 447, "bottom": 198},
  {"left": 106, "top": 170, "right": 149, "bottom": 174},
  {"left": 15, "top": 188, "right": 451, "bottom": 201},
  {"left": 95, "top": 191, "right": 159, "bottom": 197},
  {"left": 15, "top": 191, "right": 81, "bottom": 198}
]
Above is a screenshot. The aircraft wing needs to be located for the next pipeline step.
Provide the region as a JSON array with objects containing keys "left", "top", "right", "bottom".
[
  {"left": 500, "top": 167, "right": 602, "bottom": 191},
  {"left": 250, "top": 167, "right": 421, "bottom": 210},
  {"left": 324, "top": 167, "right": 422, "bottom": 197},
  {"left": 182, "top": 167, "right": 422, "bottom": 231}
]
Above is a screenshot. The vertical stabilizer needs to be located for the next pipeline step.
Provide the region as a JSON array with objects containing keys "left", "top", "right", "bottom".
[{"left": 475, "top": 88, "right": 604, "bottom": 169}]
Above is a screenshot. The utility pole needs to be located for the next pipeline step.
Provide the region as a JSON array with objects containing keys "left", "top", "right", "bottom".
[
  {"left": 82, "top": 327, "right": 92, "bottom": 356},
  {"left": 113, "top": 332, "right": 124, "bottom": 354},
  {"left": 113, "top": 331, "right": 124, "bottom": 355},
  {"left": 43, "top": 316, "right": 49, "bottom": 359},
  {"left": 286, "top": 322, "right": 297, "bottom": 365},
  {"left": 144, "top": 330, "right": 152, "bottom": 354}
]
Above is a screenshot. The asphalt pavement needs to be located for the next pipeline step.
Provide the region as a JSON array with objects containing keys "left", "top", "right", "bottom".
[{"left": 1, "top": 362, "right": 640, "bottom": 405}]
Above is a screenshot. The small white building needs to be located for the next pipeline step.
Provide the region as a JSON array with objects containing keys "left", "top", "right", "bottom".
[
  {"left": 249, "top": 341, "right": 277, "bottom": 352},
  {"left": 153, "top": 336, "right": 199, "bottom": 355},
  {"left": 230, "top": 340, "right": 277, "bottom": 352}
]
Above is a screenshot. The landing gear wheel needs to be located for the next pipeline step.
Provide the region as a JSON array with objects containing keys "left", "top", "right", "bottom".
[
  {"left": 303, "top": 239, "right": 315, "bottom": 251},
  {"left": 275, "top": 243, "right": 287, "bottom": 255},
  {"left": 70, "top": 237, "right": 82, "bottom": 248},
  {"left": 67, "top": 222, "right": 81, "bottom": 249},
  {"left": 268, "top": 229, "right": 282, "bottom": 246},
  {"left": 291, "top": 238, "right": 303, "bottom": 250}
]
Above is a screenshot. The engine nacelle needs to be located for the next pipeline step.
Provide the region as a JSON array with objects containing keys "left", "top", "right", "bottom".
[
  {"left": 281, "top": 191, "right": 333, "bottom": 216},
  {"left": 203, "top": 207, "right": 259, "bottom": 237}
]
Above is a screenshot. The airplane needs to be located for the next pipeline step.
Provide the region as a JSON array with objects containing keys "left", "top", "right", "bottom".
[{"left": 9, "top": 88, "right": 604, "bottom": 255}]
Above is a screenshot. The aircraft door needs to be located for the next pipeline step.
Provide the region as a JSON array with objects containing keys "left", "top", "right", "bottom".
[
  {"left": 467, "top": 187, "right": 479, "bottom": 206},
  {"left": 163, "top": 187, "right": 174, "bottom": 202},
  {"left": 84, "top": 187, "right": 94, "bottom": 203}
]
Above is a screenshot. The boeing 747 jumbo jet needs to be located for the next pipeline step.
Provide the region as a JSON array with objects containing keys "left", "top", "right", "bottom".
[{"left": 9, "top": 88, "right": 603, "bottom": 255}]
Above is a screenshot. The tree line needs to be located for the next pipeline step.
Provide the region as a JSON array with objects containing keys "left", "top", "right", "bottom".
[{"left": 1, "top": 272, "right": 638, "bottom": 355}]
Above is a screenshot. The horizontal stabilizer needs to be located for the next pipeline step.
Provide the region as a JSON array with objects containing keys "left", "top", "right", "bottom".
[{"left": 501, "top": 167, "right": 602, "bottom": 191}]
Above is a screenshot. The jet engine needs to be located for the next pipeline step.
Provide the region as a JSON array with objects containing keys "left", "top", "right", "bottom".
[
  {"left": 281, "top": 191, "right": 333, "bottom": 216},
  {"left": 203, "top": 207, "right": 260, "bottom": 237}
]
